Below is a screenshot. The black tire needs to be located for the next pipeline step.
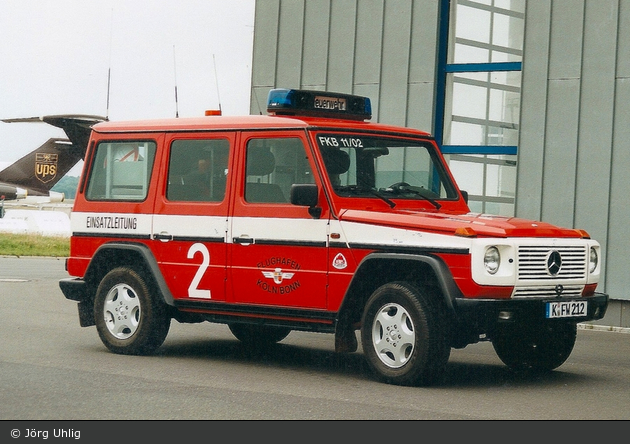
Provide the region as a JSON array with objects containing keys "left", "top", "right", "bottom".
[
  {"left": 228, "top": 323, "right": 291, "bottom": 347},
  {"left": 94, "top": 266, "right": 171, "bottom": 355},
  {"left": 492, "top": 321, "right": 577, "bottom": 372},
  {"left": 360, "top": 282, "right": 450, "bottom": 386}
]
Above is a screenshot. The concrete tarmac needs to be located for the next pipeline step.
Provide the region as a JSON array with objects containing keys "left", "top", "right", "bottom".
[{"left": 1, "top": 256, "right": 629, "bottom": 421}]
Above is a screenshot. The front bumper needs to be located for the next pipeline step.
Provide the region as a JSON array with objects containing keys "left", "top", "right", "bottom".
[{"left": 453, "top": 292, "right": 609, "bottom": 334}]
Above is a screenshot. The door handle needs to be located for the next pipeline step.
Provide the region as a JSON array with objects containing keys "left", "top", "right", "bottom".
[
  {"left": 233, "top": 235, "right": 254, "bottom": 246},
  {"left": 154, "top": 231, "right": 173, "bottom": 242}
]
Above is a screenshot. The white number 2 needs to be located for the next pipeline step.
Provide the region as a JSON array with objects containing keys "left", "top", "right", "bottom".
[{"left": 187, "top": 243, "right": 211, "bottom": 299}]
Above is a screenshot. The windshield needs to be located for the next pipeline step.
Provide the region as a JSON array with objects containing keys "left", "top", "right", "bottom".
[{"left": 316, "top": 133, "right": 458, "bottom": 206}]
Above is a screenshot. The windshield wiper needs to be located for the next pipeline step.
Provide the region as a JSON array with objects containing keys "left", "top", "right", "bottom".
[
  {"left": 335, "top": 185, "right": 396, "bottom": 208},
  {"left": 381, "top": 182, "right": 442, "bottom": 210}
]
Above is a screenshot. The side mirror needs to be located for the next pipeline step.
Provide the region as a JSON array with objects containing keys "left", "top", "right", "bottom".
[
  {"left": 460, "top": 190, "right": 468, "bottom": 204},
  {"left": 290, "top": 184, "right": 321, "bottom": 218}
]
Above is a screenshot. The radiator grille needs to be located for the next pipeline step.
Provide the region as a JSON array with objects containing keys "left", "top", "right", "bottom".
[
  {"left": 512, "top": 285, "right": 583, "bottom": 298},
  {"left": 518, "top": 245, "right": 587, "bottom": 280}
]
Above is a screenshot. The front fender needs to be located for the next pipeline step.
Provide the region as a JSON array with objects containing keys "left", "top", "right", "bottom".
[{"left": 336, "top": 252, "right": 465, "bottom": 330}]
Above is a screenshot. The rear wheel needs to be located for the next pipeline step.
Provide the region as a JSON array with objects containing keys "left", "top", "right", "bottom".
[
  {"left": 94, "top": 267, "right": 170, "bottom": 355},
  {"left": 360, "top": 282, "right": 450, "bottom": 386},
  {"left": 228, "top": 323, "right": 291, "bottom": 347},
  {"left": 492, "top": 321, "right": 577, "bottom": 372}
]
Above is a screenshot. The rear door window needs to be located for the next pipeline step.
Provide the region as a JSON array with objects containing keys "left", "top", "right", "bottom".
[{"left": 166, "top": 139, "right": 230, "bottom": 202}]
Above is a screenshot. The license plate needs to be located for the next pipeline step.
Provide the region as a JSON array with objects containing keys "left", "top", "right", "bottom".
[{"left": 546, "top": 301, "right": 588, "bottom": 318}]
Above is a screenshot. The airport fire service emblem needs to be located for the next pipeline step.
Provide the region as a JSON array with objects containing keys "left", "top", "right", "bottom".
[{"left": 262, "top": 268, "right": 295, "bottom": 284}]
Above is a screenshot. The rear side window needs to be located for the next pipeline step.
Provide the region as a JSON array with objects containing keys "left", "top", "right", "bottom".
[
  {"left": 166, "top": 138, "right": 230, "bottom": 202},
  {"left": 85, "top": 141, "right": 157, "bottom": 201}
]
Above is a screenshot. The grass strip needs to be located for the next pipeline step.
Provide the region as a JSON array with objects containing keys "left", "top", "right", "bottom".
[{"left": 0, "top": 233, "right": 70, "bottom": 257}]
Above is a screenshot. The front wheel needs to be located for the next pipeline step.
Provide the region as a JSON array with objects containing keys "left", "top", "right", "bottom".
[
  {"left": 492, "top": 321, "right": 577, "bottom": 372},
  {"left": 361, "top": 282, "right": 450, "bottom": 386},
  {"left": 94, "top": 267, "right": 171, "bottom": 355}
]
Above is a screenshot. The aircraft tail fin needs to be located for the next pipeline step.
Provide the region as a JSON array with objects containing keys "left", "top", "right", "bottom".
[
  {"left": 0, "top": 138, "right": 82, "bottom": 196},
  {"left": 1, "top": 114, "right": 107, "bottom": 157}
]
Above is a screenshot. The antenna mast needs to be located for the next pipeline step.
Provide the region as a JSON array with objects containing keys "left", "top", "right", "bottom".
[
  {"left": 106, "top": 68, "right": 111, "bottom": 121},
  {"left": 213, "top": 54, "right": 222, "bottom": 113},
  {"left": 173, "top": 45, "right": 180, "bottom": 118},
  {"left": 106, "top": 8, "right": 114, "bottom": 120}
]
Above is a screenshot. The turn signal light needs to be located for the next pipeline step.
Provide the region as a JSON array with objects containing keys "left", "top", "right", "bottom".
[
  {"left": 575, "top": 229, "right": 590, "bottom": 239},
  {"left": 454, "top": 227, "right": 477, "bottom": 237}
]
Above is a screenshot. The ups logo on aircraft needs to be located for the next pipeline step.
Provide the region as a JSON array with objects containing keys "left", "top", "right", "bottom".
[{"left": 35, "top": 153, "right": 58, "bottom": 183}]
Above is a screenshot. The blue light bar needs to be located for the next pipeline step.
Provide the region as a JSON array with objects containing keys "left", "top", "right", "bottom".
[{"left": 267, "top": 88, "right": 372, "bottom": 121}]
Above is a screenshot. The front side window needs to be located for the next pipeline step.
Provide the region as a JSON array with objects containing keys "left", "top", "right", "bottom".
[
  {"left": 244, "top": 137, "right": 314, "bottom": 204},
  {"left": 86, "top": 141, "right": 156, "bottom": 201},
  {"left": 316, "top": 134, "right": 458, "bottom": 203}
]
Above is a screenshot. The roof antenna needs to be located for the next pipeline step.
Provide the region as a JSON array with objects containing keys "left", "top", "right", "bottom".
[
  {"left": 212, "top": 54, "right": 222, "bottom": 114},
  {"left": 106, "top": 67, "right": 112, "bottom": 120},
  {"left": 106, "top": 8, "right": 114, "bottom": 120},
  {"left": 253, "top": 89, "right": 263, "bottom": 115},
  {"left": 173, "top": 45, "right": 180, "bottom": 118}
]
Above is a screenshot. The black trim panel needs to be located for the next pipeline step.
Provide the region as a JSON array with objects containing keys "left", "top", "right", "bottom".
[
  {"left": 329, "top": 241, "right": 349, "bottom": 249},
  {"left": 348, "top": 242, "right": 469, "bottom": 255},
  {"left": 72, "top": 231, "right": 152, "bottom": 240},
  {"left": 233, "top": 238, "right": 327, "bottom": 248},
  {"left": 253, "top": 238, "right": 327, "bottom": 248},
  {"left": 169, "top": 235, "right": 225, "bottom": 243},
  {"left": 174, "top": 299, "right": 337, "bottom": 325}
]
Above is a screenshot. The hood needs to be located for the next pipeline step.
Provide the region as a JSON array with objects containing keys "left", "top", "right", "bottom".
[{"left": 338, "top": 209, "right": 587, "bottom": 239}]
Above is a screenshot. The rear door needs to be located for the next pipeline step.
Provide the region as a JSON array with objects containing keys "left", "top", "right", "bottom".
[{"left": 151, "top": 132, "right": 234, "bottom": 302}]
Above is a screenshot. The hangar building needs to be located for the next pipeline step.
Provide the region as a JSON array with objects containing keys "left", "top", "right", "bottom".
[{"left": 249, "top": 0, "right": 630, "bottom": 328}]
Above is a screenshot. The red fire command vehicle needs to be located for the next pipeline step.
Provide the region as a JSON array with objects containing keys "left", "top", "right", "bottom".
[{"left": 59, "top": 88, "right": 608, "bottom": 386}]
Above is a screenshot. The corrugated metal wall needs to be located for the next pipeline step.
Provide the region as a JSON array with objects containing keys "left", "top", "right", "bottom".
[
  {"left": 250, "top": 0, "right": 439, "bottom": 132},
  {"left": 517, "top": 0, "right": 630, "bottom": 309},
  {"left": 250, "top": 0, "right": 630, "bottom": 322}
]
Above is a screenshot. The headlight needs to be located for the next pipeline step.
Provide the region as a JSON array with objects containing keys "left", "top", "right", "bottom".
[
  {"left": 484, "top": 246, "right": 500, "bottom": 274},
  {"left": 589, "top": 247, "right": 598, "bottom": 273}
]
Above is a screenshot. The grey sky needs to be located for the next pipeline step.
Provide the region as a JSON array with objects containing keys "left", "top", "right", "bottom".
[{"left": 0, "top": 0, "right": 255, "bottom": 173}]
